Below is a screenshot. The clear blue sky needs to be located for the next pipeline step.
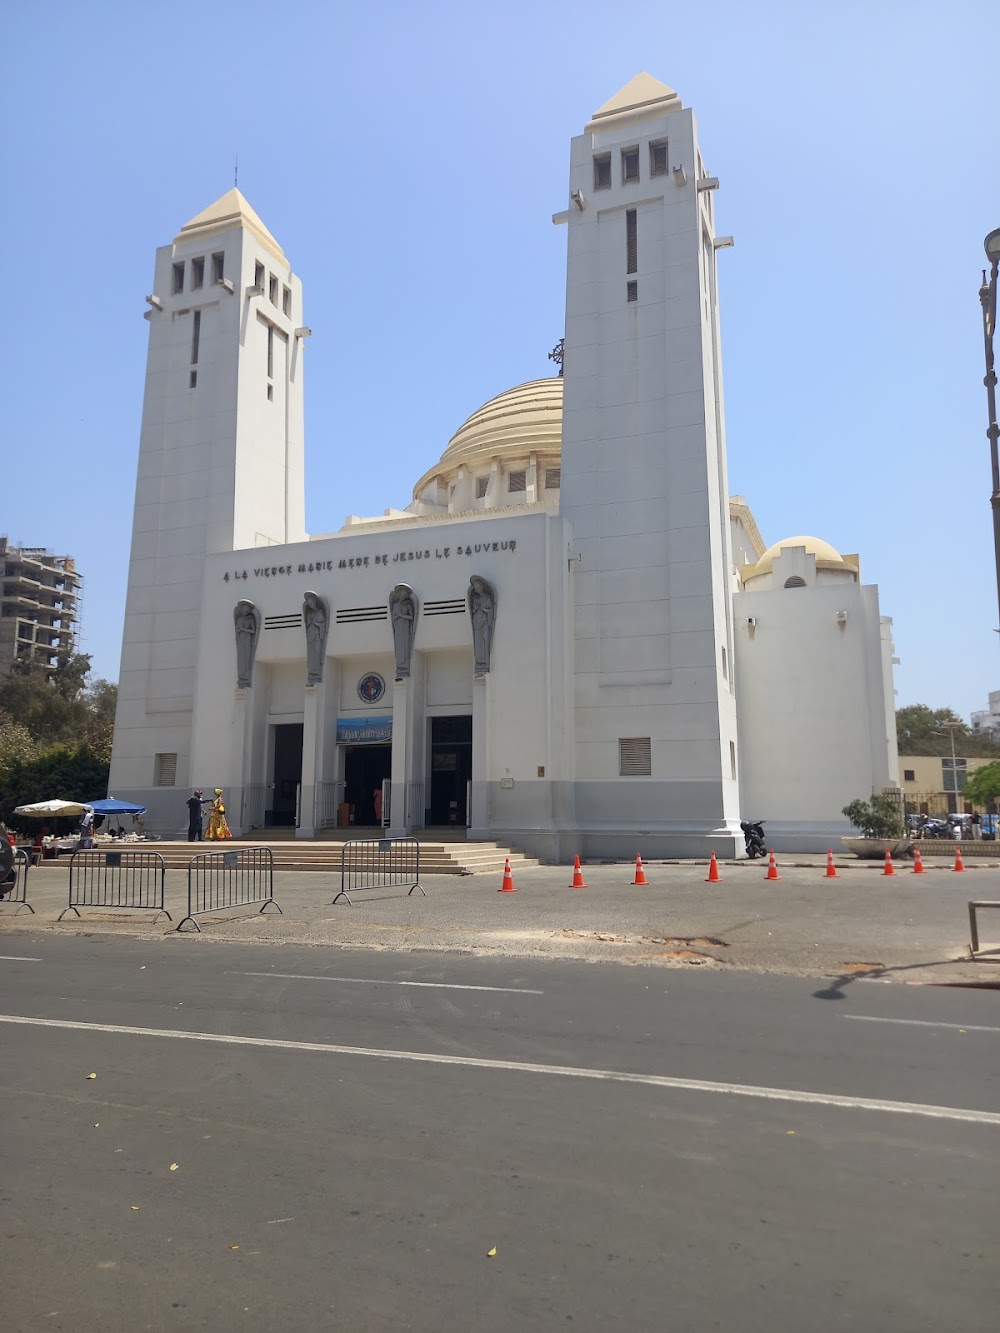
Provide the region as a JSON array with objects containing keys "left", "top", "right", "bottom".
[{"left": 3, "top": 1, "right": 996, "bottom": 719}]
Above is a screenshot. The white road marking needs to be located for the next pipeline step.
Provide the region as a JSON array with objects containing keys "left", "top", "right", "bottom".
[
  {"left": 0, "top": 956, "right": 42, "bottom": 962},
  {"left": 0, "top": 1013, "right": 998, "bottom": 1126},
  {"left": 232, "top": 971, "right": 543, "bottom": 995},
  {"left": 843, "top": 1015, "right": 1000, "bottom": 1034}
]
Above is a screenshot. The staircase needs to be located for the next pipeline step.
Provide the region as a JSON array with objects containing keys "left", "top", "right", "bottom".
[{"left": 136, "top": 836, "right": 538, "bottom": 875}]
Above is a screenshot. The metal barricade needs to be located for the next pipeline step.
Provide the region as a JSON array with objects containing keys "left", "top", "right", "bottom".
[
  {"left": 59, "top": 850, "right": 170, "bottom": 922},
  {"left": 332, "top": 838, "right": 424, "bottom": 906},
  {"left": 968, "top": 900, "right": 1000, "bottom": 959},
  {"left": 178, "top": 846, "right": 282, "bottom": 932},
  {"left": 0, "top": 849, "right": 34, "bottom": 917}
]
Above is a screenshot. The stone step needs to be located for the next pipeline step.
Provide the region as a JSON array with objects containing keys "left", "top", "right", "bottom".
[{"left": 116, "top": 840, "right": 538, "bottom": 876}]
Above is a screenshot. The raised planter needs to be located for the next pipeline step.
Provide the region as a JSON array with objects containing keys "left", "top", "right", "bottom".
[{"left": 841, "top": 836, "right": 914, "bottom": 860}]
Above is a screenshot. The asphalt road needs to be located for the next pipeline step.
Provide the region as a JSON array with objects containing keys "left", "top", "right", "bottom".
[{"left": 1, "top": 937, "right": 998, "bottom": 1331}]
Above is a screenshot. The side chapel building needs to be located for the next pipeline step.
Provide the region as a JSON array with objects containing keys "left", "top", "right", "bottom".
[{"left": 109, "top": 74, "right": 899, "bottom": 856}]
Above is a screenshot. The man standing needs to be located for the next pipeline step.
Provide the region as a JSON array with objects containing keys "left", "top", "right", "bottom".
[{"left": 186, "top": 790, "right": 207, "bottom": 842}]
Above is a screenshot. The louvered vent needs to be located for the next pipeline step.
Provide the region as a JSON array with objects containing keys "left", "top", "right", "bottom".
[
  {"left": 508, "top": 471, "right": 526, "bottom": 493},
  {"left": 336, "top": 605, "right": 388, "bottom": 624},
  {"left": 155, "top": 753, "right": 178, "bottom": 787},
  {"left": 264, "top": 613, "right": 302, "bottom": 630},
  {"left": 424, "top": 599, "right": 466, "bottom": 617},
  {"left": 618, "top": 737, "right": 651, "bottom": 777}
]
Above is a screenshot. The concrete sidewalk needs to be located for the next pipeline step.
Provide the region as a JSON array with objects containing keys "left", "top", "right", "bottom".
[{"left": 2, "top": 853, "right": 999, "bottom": 983}]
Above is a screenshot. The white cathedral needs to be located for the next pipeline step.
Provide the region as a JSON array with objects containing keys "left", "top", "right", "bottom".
[{"left": 108, "top": 73, "right": 899, "bottom": 857}]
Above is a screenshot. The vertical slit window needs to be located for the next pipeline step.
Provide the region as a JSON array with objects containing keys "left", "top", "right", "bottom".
[
  {"left": 172, "top": 262, "right": 185, "bottom": 294},
  {"left": 593, "top": 153, "right": 611, "bottom": 190},
  {"left": 626, "top": 209, "right": 637, "bottom": 274},
  {"left": 267, "top": 325, "right": 274, "bottom": 380},
  {"left": 191, "top": 309, "right": 201, "bottom": 365},
  {"left": 191, "top": 257, "right": 204, "bottom": 289},
  {"left": 282, "top": 285, "right": 291, "bottom": 317},
  {"left": 255, "top": 261, "right": 265, "bottom": 291},
  {"left": 211, "top": 252, "right": 225, "bottom": 284},
  {"left": 626, "top": 280, "right": 638, "bottom": 303},
  {"left": 269, "top": 274, "right": 278, "bottom": 306}
]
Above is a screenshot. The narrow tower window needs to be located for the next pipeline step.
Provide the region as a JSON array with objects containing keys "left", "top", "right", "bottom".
[
  {"left": 190, "top": 309, "right": 201, "bottom": 365},
  {"left": 282, "top": 286, "right": 291, "bottom": 317},
  {"left": 626, "top": 209, "right": 637, "bottom": 274},
  {"left": 172, "top": 262, "right": 185, "bottom": 294},
  {"left": 254, "top": 261, "right": 265, "bottom": 291},
  {"left": 191, "top": 257, "right": 204, "bottom": 289},
  {"left": 269, "top": 273, "right": 278, "bottom": 306},
  {"left": 622, "top": 147, "right": 639, "bottom": 183},
  {"left": 650, "top": 140, "right": 668, "bottom": 176},
  {"left": 211, "top": 252, "right": 225, "bottom": 284},
  {"left": 593, "top": 153, "right": 611, "bottom": 190},
  {"left": 266, "top": 324, "right": 274, "bottom": 380},
  {"left": 626, "top": 280, "right": 638, "bottom": 303}
]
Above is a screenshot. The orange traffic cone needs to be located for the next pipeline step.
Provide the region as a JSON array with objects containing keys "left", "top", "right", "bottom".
[
  {"left": 882, "top": 850, "right": 895, "bottom": 876},
  {"left": 632, "top": 854, "right": 648, "bottom": 885},
  {"left": 953, "top": 845, "right": 966, "bottom": 873},
  {"left": 498, "top": 857, "right": 517, "bottom": 893},
  {"left": 569, "top": 855, "right": 587, "bottom": 889},
  {"left": 912, "top": 846, "right": 926, "bottom": 875},
  {"left": 765, "top": 850, "right": 780, "bottom": 881},
  {"left": 824, "top": 849, "right": 839, "bottom": 879},
  {"left": 705, "top": 851, "right": 721, "bottom": 883}
]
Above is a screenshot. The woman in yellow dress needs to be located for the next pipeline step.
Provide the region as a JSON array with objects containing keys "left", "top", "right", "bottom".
[{"left": 205, "top": 788, "right": 233, "bottom": 840}]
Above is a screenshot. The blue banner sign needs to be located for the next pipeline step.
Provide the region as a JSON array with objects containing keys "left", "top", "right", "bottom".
[{"left": 336, "top": 716, "right": 392, "bottom": 746}]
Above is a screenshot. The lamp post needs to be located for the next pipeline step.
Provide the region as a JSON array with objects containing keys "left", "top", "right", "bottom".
[
  {"left": 933, "top": 722, "right": 964, "bottom": 816},
  {"left": 980, "top": 228, "right": 1000, "bottom": 635}
]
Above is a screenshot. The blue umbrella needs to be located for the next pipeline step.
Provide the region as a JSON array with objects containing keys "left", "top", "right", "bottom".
[{"left": 87, "top": 798, "right": 147, "bottom": 815}]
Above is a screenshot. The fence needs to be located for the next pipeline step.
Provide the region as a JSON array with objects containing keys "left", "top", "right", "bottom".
[
  {"left": 0, "top": 849, "right": 34, "bottom": 917},
  {"left": 59, "top": 850, "right": 169, "bottom": 922},
  {"left": 177, "top": 846, "right": 281, "bottom": 932},
  {"left": 968, "top": 901, "right": 1000, "bottom": 959},
  {"left": 314, "top": 781, "right": 345, "bottom": 830},
  {"left": 332, "top": 838, "right": 424, "bottom": 905},
  {"left": 241, "top": 784, "right": 274, "bottom": 831}
]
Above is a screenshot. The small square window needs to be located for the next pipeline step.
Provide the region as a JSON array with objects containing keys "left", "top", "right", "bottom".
[
  {"left": 189, "top": 370, "right": 198, "bottom": 388},
  {"left": 593, "top": 154, "right": 611, "bottom": 190},
  {"left": 191, "top": 257, "right": 204, "bottom": 289},
  {"left": 619, "top": 737, "right": 651, "bottom": 776},
  {"left": 475, "top": 477, "right": 488, "bottom": 499},
  {"left": 254, "top": 261, "right": 265, "bottom": 291},
  {"left": 622, "top": 147, "right": 639, "bottom": 183},
  {"left": 545, "top": 467, "right": 560, "bottom": 490},
  {"left": 172, "top": 262, "right": 185, "bottom": 294},
  {"left": 269, "top": 274, "right": 278, "bottom": 305},
  {"left": 626, "top": 280, "right": 638, "bottom": 303},
  {"left": 282, "top": 285, "right": 291, "bottom": 317},
  {"left": 508, "top": 470, "right": 526, "bottom": 493},
  {"left": 650, "top": 140, "right": 668, "bottom": 176},
  {"left": 903, "top": 769, "right": 915, "bottom": 782},
  {"left": 211, "top": 252, "right": 225, "bottom": 284}
]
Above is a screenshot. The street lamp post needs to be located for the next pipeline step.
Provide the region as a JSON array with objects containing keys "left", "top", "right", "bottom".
[{"left": 980, "top": 228, "right": 1000, "bottom": 636}]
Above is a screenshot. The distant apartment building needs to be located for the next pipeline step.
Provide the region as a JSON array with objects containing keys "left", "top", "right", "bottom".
[
  {"left": 0, "top": 536, "right": 81, "bottom": 676},
  {"left": 971, "top": 690, "right": 1000, "bottom": 742}
]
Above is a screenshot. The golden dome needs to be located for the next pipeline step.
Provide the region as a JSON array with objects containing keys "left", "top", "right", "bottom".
[
  {"left": 413, "top": 378, "right": 563, "bottom": 500},
  {"left": 750, "top": 535, "right": 856, "bottom": 578}
]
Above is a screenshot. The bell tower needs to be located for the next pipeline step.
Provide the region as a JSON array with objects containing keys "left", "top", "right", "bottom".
[
  {"left": 558, "top": 74, "right": 741, "bottom": 855},
  {"left": 109, "top": 189, "right": 307, "bottom": 807}
]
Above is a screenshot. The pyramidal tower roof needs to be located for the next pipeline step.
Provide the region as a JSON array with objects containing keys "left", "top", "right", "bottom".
[
  {"left": 175, "top": 188, "right": 285, "bottom": 259},
  {"left": 587, "top": 72, "right": 681, "bottom": 132}
]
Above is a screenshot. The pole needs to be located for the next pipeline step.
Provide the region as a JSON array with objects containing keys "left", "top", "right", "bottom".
[{"left": 981, "top": 258, "right": 1000, "bottom": 638}]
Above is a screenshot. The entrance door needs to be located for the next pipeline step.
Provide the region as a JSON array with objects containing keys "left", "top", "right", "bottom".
[
  {"left": 271, "top": 723, "right": 303, "bottom": 826},
  {"left": 343, "top": 745, "right": 392, "bottom": 826},
  {"left": 429, "top": 715, "right": 472, "bottom": 826}
]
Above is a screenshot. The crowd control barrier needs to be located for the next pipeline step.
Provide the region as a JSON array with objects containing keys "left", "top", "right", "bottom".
[
  {"left": 177, "top": 846, "right": 281, "bottom": 932},
  {"left": 332, "top": 837, "right": 424, "bottom": 905},
  {"left": 0, "top": 849, "right": 34, "bottom": 917},
  {"left": 59, "top": 849, "right": 170, "bottom": 922}
]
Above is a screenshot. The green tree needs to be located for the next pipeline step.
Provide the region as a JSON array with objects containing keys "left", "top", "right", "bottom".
[
  {"left": 964, "top": 761, "right": 1000, "bottom": 807},
  {"left": 896, "top": 705, "right": 1000, "bottom": 758}
]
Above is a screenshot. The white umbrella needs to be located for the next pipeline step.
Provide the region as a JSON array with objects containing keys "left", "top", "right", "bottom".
[{"left": 13, "top": 799, "right": 88, "bottom": 817}]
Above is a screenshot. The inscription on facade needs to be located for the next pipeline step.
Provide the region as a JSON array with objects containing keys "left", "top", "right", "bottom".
[{"left": 222, "top": 538, "right": 518, "bottom": 582}]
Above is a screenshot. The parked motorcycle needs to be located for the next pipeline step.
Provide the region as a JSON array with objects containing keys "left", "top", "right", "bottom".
[{"left": 740, "top": 819, "right": 767, "bottom": 858}]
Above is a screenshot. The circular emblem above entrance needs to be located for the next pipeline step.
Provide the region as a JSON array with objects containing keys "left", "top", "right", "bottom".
[{"left": 357, "top": 672, "right": 386, "bottom": 704}]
